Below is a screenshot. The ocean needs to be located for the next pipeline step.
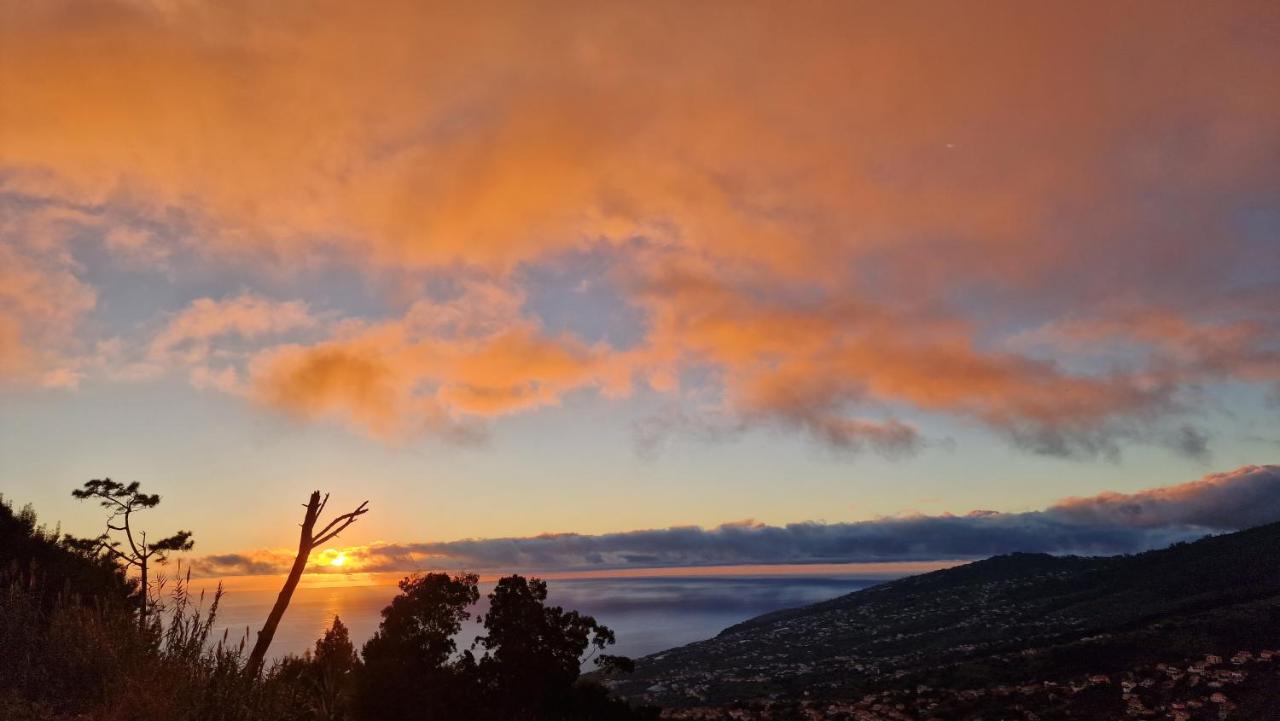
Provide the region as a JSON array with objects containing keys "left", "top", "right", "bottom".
[{"left": 200, "top": 563, "right": 951, "bottom": 662}]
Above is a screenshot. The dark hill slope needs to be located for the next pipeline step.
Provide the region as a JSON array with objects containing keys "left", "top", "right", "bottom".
[{"left": 607, "top": 522, "right": 1280, "bottom": 708}]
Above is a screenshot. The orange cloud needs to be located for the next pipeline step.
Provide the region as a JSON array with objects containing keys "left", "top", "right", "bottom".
[
  {"left": 2, "top": 1, "right": 1277, "bottom": 455},
  {"left": 3, "top": 1, "right": 1276, "bottom": 276},
  {"left": 628, "top": 262, "right": 1183, "bottom": 457},
  {"left": 221, "top": 251, "right": 1266, "bottom": 456},
  {"left": 247, "top": 281, "right": 614, "bottom": 439},
  {"left": 150, "top": 293, "right": 318, "bottom": 363},
  {"left": 0, "top": 205, "right": 97, "bottom": 387}
]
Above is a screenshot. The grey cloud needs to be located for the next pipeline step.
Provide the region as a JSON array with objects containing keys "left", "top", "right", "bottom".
[
  {"left": 194, "top": 465, "right": 1279, "bottom": 577},
  {"left": 1045, "top": 463, "right": 1280, "bottom": 529},
  {"left": 197, "top": 553, "right": 285, "bottom": 576},
  {"left": 1169, "top": 424, "right": 1211, "bottom": 460}
]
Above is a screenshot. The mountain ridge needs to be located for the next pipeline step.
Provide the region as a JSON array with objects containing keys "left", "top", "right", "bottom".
[{"left": 605, "top": 521, "right": 1280, "bottom": 714}]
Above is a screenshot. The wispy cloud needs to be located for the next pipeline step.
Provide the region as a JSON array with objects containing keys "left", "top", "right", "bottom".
[
  {"left": 149, "top": 293, "right": 318, "bottom": 364},
  {"left": 0, "top": 202, "right": 97, "bottom": 388}
]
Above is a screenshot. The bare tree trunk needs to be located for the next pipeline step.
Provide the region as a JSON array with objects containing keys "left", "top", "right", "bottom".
[
  {"left": 246, "top": 491, "right": 367, "bottom": 676},
  {"left": 247, "top": 491, "right": 322, "bottom": 674},
  {"left": 138, "top": 555, "right": 148, "bottom": 632}
]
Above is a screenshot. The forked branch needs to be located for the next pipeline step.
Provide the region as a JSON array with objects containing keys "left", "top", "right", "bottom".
[
  {"left": 245, "top": 491, "right": 369, "bottom": 675},
  {"left": 313, "top": 501, "right": 369, "bottom": 546}
]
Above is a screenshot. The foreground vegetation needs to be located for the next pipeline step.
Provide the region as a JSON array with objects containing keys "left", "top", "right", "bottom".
[
  {"left": 14, "top": 481, "right": 1280, "bottom": 721},
  {"left": 0, "top": 496, "right": 657, "bottom": 721}
]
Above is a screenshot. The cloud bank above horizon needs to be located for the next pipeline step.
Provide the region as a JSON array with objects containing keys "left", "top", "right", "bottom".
[
  {"left": 2, "top": 1, "right": 1279, "bottom": 464},
  {"left": 191, "top": 465, "right": 1280, "bottom": 577}
]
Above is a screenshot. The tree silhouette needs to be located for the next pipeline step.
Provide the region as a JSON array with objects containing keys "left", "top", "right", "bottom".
[
  {"left": 357, "top": 572, "right": 480, "bottom": 721},
  {"left": 275, "top": 616, "right": 361, "bottom": 720},
  {"left": 246, "top": 490, "right": 368, "bottom": 675},
  {"left": 352, "top": 572, "right": 650, "bottom": 721},
  {"left": 474, "top": 575, "right": 620, "bottom": 718},
  {"left": 311, "top": 616, "right": 360, "bottom": 720},
  {"left": 71, "top": 478, "right": 193, "bottom": 630}
]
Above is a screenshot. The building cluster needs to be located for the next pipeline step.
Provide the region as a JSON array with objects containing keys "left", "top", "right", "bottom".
[
  {"left": 652, "top": 649, "right": 1280, "bottom": 721},
  {"left": 611, "top": 568, "right": 1092, "bottom": 708}
]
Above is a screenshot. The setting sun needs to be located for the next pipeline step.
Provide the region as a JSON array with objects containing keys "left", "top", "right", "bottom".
[{"left": 330, "top": 552, "right": 347, "bottom": 568}]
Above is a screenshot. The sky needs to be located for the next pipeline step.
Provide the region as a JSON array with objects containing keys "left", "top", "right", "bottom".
[{"left": 1, "top": 1, "right": 1278, "bottom": 577}]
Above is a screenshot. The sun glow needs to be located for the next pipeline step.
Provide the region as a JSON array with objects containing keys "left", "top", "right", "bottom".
[{"left": 330, "top": 552, "right": 347, "bottom": 568}]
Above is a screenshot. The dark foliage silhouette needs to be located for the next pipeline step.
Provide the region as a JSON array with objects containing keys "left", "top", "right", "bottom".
[
  {"left": 473, "top": 575, "right": 620, "bottom": 718},
  {"left": 0, "top": 494, "right": 133, "bottom": 609},
  {"left": 274, "top": 616, "right": 362, "bottom": 721},
  {"left": 354, "top": 572, "right": 657, "bottom": 721},
  {"left": 356, "top": 572, "right": 481, "bottom": 721},
  {"left": 1, "top": 496, "right": 274, "bottom": 721},
  {"left": 2, "top": 491, "right": 653, "bottom": 720},
  {"left": 71, "top": 478, "right": 194, "bottom": 630}
]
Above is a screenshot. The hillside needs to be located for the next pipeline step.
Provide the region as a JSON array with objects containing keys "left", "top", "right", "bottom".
[{"left": 604, "top": 522, "right": 1280, "bottom": 716}]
